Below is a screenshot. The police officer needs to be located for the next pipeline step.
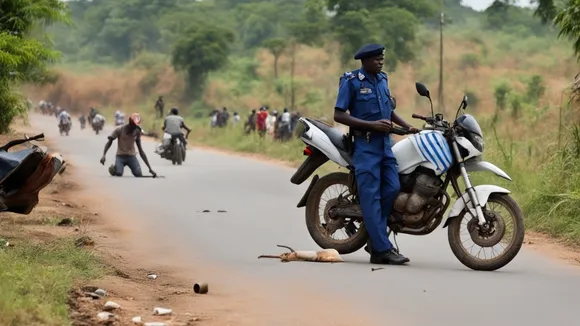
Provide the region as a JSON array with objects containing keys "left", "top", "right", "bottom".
[{"left": 334, "top": 43, "right": 419, "bottom": 265}]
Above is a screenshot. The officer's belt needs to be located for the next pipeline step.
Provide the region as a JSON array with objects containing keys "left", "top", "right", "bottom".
[{"left": 351, "top": 130, "right": 388, "bottom": 137}]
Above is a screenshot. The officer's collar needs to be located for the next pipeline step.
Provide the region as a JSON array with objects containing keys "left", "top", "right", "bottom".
[{"left": 358, "top": 68, "right": 385, "bottom": 81}]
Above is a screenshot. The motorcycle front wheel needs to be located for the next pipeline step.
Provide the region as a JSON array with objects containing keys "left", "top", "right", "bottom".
[
  {"left": 305, "top": 172, "right": 367, "bottom": 255},
  {"left": 447, "top": 193, "right": 525, "bottom": 271}
]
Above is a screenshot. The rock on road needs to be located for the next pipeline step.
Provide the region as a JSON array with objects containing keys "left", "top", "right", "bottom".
[{"left": 30, "top": 114, "right": 580, "bottom": 326}]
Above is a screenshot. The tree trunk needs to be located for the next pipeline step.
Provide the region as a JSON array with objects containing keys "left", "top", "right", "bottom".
[{"left": 290, "top": 42, "right": 296, "bottom": 110}]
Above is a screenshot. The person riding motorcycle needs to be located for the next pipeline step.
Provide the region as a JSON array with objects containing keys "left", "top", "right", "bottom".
[
  {"left": 160, "top": 107, "right": 191, "bottom": 153},
  {"left": 79, "top": 114, "right": 86, "bottom": 129},
  {"left": 58, "top": 109, "right": 71, "bottom": 130},
  {"left": 114, "top": 110, "right": 125, "bottom": 126},
  {"left": 92, "top": 113, "right": 106, "bottom": 128}
]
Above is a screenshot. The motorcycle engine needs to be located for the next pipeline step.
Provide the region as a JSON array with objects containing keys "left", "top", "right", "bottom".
[{"left": 393, "top": 171, "right": 442, "bottom": 225}]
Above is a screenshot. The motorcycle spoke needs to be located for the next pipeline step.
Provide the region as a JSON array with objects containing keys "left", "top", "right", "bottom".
[{"left": 457, "top": 201, "right": 516, "bottom": 262}]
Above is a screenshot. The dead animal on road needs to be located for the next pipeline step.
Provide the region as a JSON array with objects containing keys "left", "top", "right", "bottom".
[{"left": 258, "top": 245, "right": 344, "bottom": 263}]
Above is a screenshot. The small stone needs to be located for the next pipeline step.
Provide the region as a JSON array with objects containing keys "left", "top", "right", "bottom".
[
  {"left": 144, "top": 323, "right": 167, "bottom": 326},
  {"left": 103, "top": 301, "right": 121, "bottom": 311},
  {"left": 97, "top": 311, "right": 115, "bottom": 321},
  {"left": 147, "top": 273, "right": 157, "bottom": 280},
  {"left": 202, "top": 209, "right": 210, "bottom": 213},
  {"left": 95, "top": 289, "right": 106, "bottom": 296},
  {"left": 217, "top": 209, "right": 227, "bottom": 213},
  {"left": 152, "top": 307, "right": 172, "bottom": 315},
  {"left": 131, "top": 316, "right": 142, "bottom": 324}
]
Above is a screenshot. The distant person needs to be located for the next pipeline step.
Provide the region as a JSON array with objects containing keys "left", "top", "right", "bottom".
[
  {"left": 154, "top": 96, "right": 164, "bottom": 118},
  {"left": 100, "top": 113, "right": 157, "bottom": 178}
]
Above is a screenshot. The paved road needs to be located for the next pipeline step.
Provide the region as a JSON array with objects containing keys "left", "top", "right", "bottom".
[{"left": 31, "top": 114, "right": 580, "bottom": 325}]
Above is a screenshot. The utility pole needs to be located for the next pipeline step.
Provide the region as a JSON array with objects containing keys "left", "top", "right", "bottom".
[{"left": 438, "top": 5, "right": 445, "bottom": 115}]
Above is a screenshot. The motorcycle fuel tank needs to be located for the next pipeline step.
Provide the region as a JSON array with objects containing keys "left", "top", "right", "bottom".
[{"left": 393, "top": 130, "right": 453, "bottom": 176}]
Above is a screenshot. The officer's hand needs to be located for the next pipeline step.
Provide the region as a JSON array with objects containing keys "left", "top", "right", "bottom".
[
  {"left": 408, "top": 127, "right": 421, "bottom": 134},
  {"left": 100, "top": 156, "right": 106, "bottom": 165},
  {"left": 372, "top": 119, "right": 393, "bottom": 132}
]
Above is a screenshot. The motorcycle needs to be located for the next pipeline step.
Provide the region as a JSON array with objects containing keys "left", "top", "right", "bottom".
[
  {"left": 155, "top": 133, "right": 186, "bottom": 165},
  {"left": 92, "top": 119, "right": 104, "bottom": 135},
  {"left": 290, "top": 82, "right": 525, "bottom": 271},
  {"left": 59, "top": 119, "right": 71, "bottom": 136},
  {"left": 0, "top": 133, "right": 66, "bottom": 214}
]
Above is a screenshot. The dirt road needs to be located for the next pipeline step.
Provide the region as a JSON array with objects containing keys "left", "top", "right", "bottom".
[{"left": 31, "top": 114, "right": 580, "bottom": 326}]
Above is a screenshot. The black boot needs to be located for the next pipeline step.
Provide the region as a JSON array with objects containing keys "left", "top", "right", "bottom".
[{"left": 370, "top": 249, "right": 410, "bottom": 265}]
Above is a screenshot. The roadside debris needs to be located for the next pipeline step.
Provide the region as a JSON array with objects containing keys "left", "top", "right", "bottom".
[
  {"left": 258, "top": 244, "right": 344, "bottom": 263},
  {"left": 193, "top": 282, "right": 208, "bottom": 294},
  {"left": 371, "top": 267, "right": 385, "bottom": 272},
  {"left": 95, "top": 288, "right": 107, "bottom": 296},
  {"left": 153, "top": 307, "right": 173, "bottom": 316},
  {"left": 57, "top": 217, "right": 73, "bottom": 226},
  {"left": 97, "top": 311, "right": 115, "bottom": 321},
  {"left": 103, "top": 301, "right": 121, "bottom": 311},
  {"left": 75, "top": 235, "right": 94, "bottom": 247},
  {"left": 217, "top": 209, "right": 227, "bottom": 213},
  {"left": 147, "top": 272, "right": 158, "bottom": 280},
  {"left": 132, "top": 316, "right": 142, "bottom": 324}
]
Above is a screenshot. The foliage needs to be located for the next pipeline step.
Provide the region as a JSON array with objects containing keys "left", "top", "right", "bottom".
[
  {"left": 0, "top": 0, "right": 69, "bottom": 133},
  {"left": 171, "top": 22, "right": 235, "bottom": 101}
]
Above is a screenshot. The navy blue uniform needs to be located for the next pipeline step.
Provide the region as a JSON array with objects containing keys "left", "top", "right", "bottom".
[{"left": 334, "top": 68, "right": 400, "bottom": 253}]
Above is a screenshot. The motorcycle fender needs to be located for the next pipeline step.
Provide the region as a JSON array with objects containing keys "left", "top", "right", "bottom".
[
  {"left": 464, "top": 159, "right": 512, "bottom": 181},
  {"left": 297, "top": 174, "right": 319, "bottom": 208},
  {"left": 443, "top": 185, "right": 511, "bottom": 228}
]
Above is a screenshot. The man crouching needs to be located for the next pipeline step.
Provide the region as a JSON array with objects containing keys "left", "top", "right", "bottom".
[{"left": 100, "top": 113, "right": 157, "bottom": 178}]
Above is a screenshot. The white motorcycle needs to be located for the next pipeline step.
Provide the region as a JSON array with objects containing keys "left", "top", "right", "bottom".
[
  {"left": 155, "top": 132, "right": 186, "bottom": 165},
  {"left": 290, "top": 82, "right": 525, "bottom": 271}
]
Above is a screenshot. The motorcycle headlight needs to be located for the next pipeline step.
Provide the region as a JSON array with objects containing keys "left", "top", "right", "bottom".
[{"left": 470, "top": 132, "right": 484, "bottom": 153}]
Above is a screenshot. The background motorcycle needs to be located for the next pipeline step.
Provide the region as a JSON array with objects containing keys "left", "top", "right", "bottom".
[
  {"left": 92, "top": 119, "right": 104, "bottom": 135},
  {"left": 289, "top": 82, "right": 525, "bottom": 271},
  {"left": 59, "top": 119, "right": 71, "bottom": 136},
  {"left": 155, "top": 132, "right": 186, "bottom": 165},
  {"left": 0, "top": 133, "right": 66, "bottom": 214}
]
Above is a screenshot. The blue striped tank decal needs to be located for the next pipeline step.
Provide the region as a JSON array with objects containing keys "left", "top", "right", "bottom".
[{"left": 410, "top": 131, "right": 453, "bottom": 173}]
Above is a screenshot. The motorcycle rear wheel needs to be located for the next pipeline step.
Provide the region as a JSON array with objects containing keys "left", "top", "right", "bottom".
[
  {"left": 447, "top": 193, "right": 525, "bottom": 271},
  {"left": 305, "top": 172, "right": 367, "bottom": 255}
]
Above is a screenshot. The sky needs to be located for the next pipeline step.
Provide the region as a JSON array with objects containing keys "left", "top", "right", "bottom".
[{"left": 461, "top": 0, "right": 534, "bottom": 11}]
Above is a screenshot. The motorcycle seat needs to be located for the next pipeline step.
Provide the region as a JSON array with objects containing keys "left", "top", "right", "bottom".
[
  {"left": 305, "top": 118, "right": 347, "bottom": 152},
  {"left": 0, "top": 148, "right": 37, "bottom": 183}
]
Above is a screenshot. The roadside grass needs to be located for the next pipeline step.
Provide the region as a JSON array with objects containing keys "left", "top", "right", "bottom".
[{"left": 0, "top": 237, "right": 106, "bottom": 325}]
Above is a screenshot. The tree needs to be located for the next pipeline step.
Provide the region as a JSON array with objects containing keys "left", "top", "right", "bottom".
[
  {"left": 261, "top": 38, "right": 287, "bottom": 78},
  {"left": 171, "top": 22, "right": 235, "bottom": 101},
  {"left": 0, "top": 0, "right": 69, "bottom": 133},
  {"left": 531, "top": 0, "right": 580, "bottom": 98},
  {"left": 327, "top": 0, "right": 435, "bottom": 68}
]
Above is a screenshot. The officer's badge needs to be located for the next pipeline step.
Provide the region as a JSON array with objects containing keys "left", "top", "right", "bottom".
[
  {"left": 360, "top": 88, "right": 372, "bottom": 94},
  {"left": 358, "top": 72, "right": 365, "bottom": 80},
  {"left": 343, "top": 71, "right": 355, "bottom": 80}
]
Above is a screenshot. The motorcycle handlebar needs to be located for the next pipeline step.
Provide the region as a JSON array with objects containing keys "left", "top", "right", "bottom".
[
  {"left": 412, "top": 113, "right": 427, "bottom": 120},
  {"left": 391, "top": 126, "right": 418, "bottom": 136}
]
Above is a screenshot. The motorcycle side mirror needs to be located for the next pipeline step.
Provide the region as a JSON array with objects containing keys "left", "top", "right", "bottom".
[
  {"left": 391, "top": 96, "right": 397, "bottom": 110},
  {"left": 462, "top": 95, "right": 468, "bottom": 110},
  {"left": 415, "top": 82, "right": 431, "bottom": 99}
]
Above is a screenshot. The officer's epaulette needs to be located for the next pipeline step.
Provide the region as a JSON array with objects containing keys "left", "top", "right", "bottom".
[
  {"left": 378, "top": 71, "right": 387, "bottom": 78},
  {"left": 342, "top": 71, "right": 356, "bottom": 80}
]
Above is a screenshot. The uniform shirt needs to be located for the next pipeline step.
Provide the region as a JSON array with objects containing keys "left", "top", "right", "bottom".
[
  {"left": 335, "top": 68, "right": 393, "bottom": 122},
  {"left": 164, "top": 115, "right": 184, "bottom": 134},
  {"left": 108, "top": 125, "right": 141, "bottom": 156},
  {"left": 334, "top": 68, "right": 395, "bottom": 156}
]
